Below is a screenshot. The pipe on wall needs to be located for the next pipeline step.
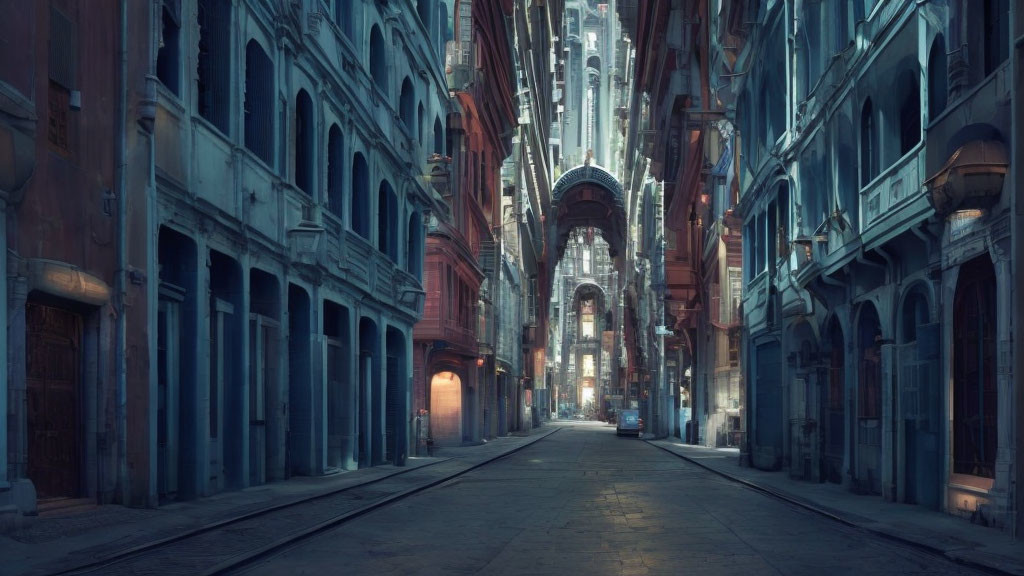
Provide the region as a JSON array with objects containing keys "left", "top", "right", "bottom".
[{"left": 114, "top": 0, "right": 129, "bottom": 504}]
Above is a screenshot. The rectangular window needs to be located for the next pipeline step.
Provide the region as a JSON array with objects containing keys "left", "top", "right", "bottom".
[
  {"left": 197, "top": 0, "right": 231, "bottom": 134},
  {"left": 984, "top": 0, "right": 1009, "bottom": 76},
  {"left": 49, "top": 4, "right": 76, "bottom": 90},
  {"left": 581, "top": 314, "right": 594, "bottom": 339},
  {"left": 582, "top": 354, "right": 595, "bottom": 378},
  {"left": 48, "top": 5, "right": 75, "bottom": 154},
  {"left": 157, "top": 1, "right": 181, "bottom": 94},
  {"left": 47, "top": 83, "right": 70, "bottom": 153}
]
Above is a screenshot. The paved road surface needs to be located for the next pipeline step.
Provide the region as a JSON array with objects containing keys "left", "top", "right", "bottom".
[{"left": 238, "top": 421, "right": 984, "bottom": 576}]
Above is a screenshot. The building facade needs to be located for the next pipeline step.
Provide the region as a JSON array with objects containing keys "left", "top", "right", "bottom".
[
  {"left": 719, "top": 0, "right": 1020, "bottom": 533},
  {"left": 412, "top": 0, "right": 518, "bottom": 447},
  {"left": 3, "top": 0, "right": 449, "bottom": 515}
]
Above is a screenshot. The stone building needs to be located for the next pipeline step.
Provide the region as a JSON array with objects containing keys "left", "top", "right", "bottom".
[
  {"left": 718, "top": 0, "right": 1020, "bottom": 533},
  {"left": 412, "top": 0, "right": 517, "bottom": 447},
  {"left": 2, "top": 0, "right": 450, "bottom": 515},
  {"left": 0, "top": 0, "right": 151, "bottom": 515}
]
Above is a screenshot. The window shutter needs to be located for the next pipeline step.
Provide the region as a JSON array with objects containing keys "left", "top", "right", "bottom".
[{"left": 49, "top": 5, "right": 76, "bottom": 89}]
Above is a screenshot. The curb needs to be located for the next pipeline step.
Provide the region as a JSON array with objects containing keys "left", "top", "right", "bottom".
[{"left": 645, "top": 440, "right": 1017, "bottom": 576}]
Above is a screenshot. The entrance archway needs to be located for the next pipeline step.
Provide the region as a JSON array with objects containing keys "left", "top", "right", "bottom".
[
  {"left": 430, "top": 371, "right": 462, "bottom": 446},
  {"left": 953, "top": 256, "right": 997, "bottom": 483}
]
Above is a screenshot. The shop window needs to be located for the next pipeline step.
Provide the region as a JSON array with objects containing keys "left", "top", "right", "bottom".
[
  {"left": 197, "top": 0, "right": 231, "bottom": 134},
  {"left": 244, "top": 40, "right": 274, "bottom": 165}
]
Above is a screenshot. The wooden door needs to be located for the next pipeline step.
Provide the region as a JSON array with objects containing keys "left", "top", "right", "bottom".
[{"left": 27, "top": 303, "right": 82, "bottom": 499}]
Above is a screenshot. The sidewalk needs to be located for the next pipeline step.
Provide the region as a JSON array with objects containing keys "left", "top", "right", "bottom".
[
  {"left": 0, "top": 425, "right": 557, "bottom": 576},
  {"left": 649, "top": 438, "right": 1024, "bottom": 576}
]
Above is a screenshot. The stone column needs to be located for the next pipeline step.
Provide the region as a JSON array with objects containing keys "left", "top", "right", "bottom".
[
  {"left": 993, "top": 255, "right": 1013, "bottom": 526},
  {"left": 7, "top": 271, "right": 32, "bottom": 512},
  {"left": 0, "top": 201, "right": 7, "bottom": 492}
]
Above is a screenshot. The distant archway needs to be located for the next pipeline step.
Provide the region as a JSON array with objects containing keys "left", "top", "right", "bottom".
[{"left": 549, "top": 164, "right": 628, "bottom": 293}]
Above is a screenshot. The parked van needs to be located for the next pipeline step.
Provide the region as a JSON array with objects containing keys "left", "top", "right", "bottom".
[{"left": 616, "top": 409, "right": 641, "bottom": 437}]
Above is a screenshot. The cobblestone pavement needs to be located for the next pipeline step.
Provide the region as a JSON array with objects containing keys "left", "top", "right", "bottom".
[{"left": 238, "top": 421, "right": 986, "bottom": 576}]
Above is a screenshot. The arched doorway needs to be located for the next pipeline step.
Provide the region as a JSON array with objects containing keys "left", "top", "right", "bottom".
[
  {"left": 822, "top": 318, "right": 845, "bottom": 484},
  {"left": 430, "top": 371, "right": 462, "bottom": 446},
  {"left": 953, "top": 256, "right": 997, "bottom": 483},
  {"left": 385, "top": 327, "right": 407, "bottom": 465},
  {"left": 787, "top": 320, "right": 818, "bottom": 480},
  {"left": 898, "top": 286, "right": 939, "bottom": 508},
  {"left": 857, "top": 303, "right": 883, "bottom": 495}
]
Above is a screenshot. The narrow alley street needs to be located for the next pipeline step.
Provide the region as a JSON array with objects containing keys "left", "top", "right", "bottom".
[{"left": 238, "top": 423, "right": 983, "bottom": 576}]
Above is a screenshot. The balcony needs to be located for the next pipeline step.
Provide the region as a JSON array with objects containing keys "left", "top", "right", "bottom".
[{"left": 859, "top": 144, "right": 930, "bottom": 248}]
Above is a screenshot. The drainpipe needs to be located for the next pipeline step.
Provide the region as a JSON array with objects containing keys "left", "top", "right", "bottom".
[{"left": 114, "top": 0, "right": 129, "bottom": 504}]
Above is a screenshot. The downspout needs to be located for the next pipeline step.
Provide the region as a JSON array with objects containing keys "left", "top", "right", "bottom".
[{"left": 114, "top": 0, "right": 129, "bottom": 503}]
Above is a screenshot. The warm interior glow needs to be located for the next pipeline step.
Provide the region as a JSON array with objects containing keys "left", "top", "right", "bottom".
[
  {"left": 430, "top": 371, "right": 462, "bottom": 445},
  {"left": 581, "top": 386, "right": 595, "bottom": 406},
  {"left": 582, "top": 354, "right": 595, "bottom": 377}
]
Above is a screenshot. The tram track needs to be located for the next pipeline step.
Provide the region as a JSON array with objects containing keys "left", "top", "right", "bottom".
[{"left": 51, "top": 427, "right": 560, "bottom": 576}]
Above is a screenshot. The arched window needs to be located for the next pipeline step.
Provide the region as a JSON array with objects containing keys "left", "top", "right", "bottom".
[
  {"left": 378, "top": 181, "right": 398, "bottom": 261},
  {"left": 407, "top": 211, "right": 422, "bottom": 279},
  {"left": 352, "top": 153, "right": 370, "bottom": 238},
  {"left": 295, "top": 89, "right": 314, "bottom": 196},
  {"left": 400, "top": 77, "right": 415, "bottom": 133},
  {"left": 953, "top": 256, "right": 997, "bottom": 479},
  {"left": 860, "top": 98, "right": 877, "bottom": 186},
  {"left": 899, "top": 72, "right": 921, "bottom": 156},
  {"left": 327, "top": 124, "right": 343, "bottom": 219},
  {"left": 369, "top": 26, "right": 387, "bottom": 93},
  {"left": 433, "top": 116, "right": 444, "bottom": 155},
  {"left": 928, "top": 35, "right": 948, "bottom": 119},
  {"left": 335, "top": 0, "right": 352, "bottom": 37},
  {"left": 244, "top": 39, "right": 274, "bottom": 165},
  {"left": 417, "top": 0, "right": 431, "bottom": 31},
  {"left": 197, "top": 0, "right": 231, "bottom": 133},
  {"left": 417, "top": 103, "right": 425, "bottom": 144},
  {"left": 436, "top": 2, "right": 449, "bottom": 61}
]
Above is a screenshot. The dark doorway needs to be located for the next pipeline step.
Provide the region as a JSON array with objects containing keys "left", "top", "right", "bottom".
[
  {"left": 822, "top": 319, "right": 845, "bottom": 484},
  {"left": 857, "top": 304, "right": 883, "bottom": 495},
  {"left": 27, "top": 301, "right": 82, "bottom": 499}
]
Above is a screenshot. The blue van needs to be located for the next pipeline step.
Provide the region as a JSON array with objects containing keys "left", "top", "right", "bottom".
[{"left": 616, "top": 409, "right": 641, "bottom": 437}]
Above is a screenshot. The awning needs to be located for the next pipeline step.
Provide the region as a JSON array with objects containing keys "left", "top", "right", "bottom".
[{"left": 924, "top": 140, "right": 1008, "bottom": 214}]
